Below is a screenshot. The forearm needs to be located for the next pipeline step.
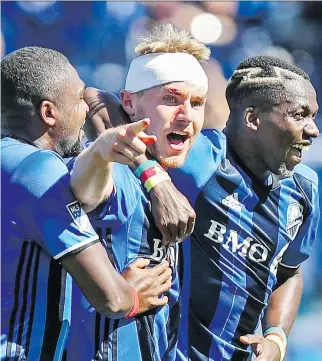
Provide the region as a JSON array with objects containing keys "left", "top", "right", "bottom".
[
  {"left": 71, "top": 140, "right": 113, "bottom": 212},
  {"left": 61, "top": 242, "right": 133, "bottom": 319},
  {"left": 129, "top": 154, "right": 150, "bottom": 169},
  {"left": 239, "top": 267, "right": 303, "bottom": 360},
  {"left": 263, "top": 266, "right": 303, "bottom": 335}
]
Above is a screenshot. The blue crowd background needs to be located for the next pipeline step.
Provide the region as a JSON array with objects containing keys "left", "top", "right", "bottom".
[{"left": 1, "top": 2, "right": 321, "bottom": 360}]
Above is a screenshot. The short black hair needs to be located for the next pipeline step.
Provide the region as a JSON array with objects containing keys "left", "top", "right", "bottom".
[
  {"left": 1, "top": 46, "right": 73, "bottom": 129},
  {"left": 226, "top": 55, "right": 311, "bottom": 111}
]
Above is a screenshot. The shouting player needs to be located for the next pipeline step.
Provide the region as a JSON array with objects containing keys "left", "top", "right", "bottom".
[{"left": 67, "top": 24, "right": 209, "bottom": 361}]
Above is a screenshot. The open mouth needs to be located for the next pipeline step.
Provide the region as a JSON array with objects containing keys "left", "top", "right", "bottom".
[
  {"left": 167, "top": 131, "right": 190, "bottom": 151},
  {"left": 290, "top": 143, "right": 311, "bottom": 159}
]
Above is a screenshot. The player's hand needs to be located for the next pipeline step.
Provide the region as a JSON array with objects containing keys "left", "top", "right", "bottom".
[
  {"left": 95, "top": 119, "right": 157, "bottom": 165},
  {"left": 240, "top": 334, "right": 281, "bottom": 361},
  {"left": 121, "top": 258, "right": 172, "bottom": 314},
  {"left": 149, "top": 180, "right": 196, "bottom": 246},
  {"left": 84, "top": 88, "right": 130, "bottom": 133}
]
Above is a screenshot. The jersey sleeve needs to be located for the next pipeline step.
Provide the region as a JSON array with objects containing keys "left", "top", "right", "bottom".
[
  {"left": 12, "top": 150, "right": 99, "bottom": 261},
  {"left": 168, "top": 129, "right": 226, "bottom": 204},
  {"left": 280, "top": 175, "right": 320, "bottom": 268}
]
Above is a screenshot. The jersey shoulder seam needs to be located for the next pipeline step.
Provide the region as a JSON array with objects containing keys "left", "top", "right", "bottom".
[{"left": 293, "top": 168, "right": 318, "bottom": 188}]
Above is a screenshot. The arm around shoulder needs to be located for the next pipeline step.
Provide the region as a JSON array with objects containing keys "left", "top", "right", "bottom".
[
  {"left": 61, "top": 242, "right": 134, "bottom": 318},
  {"left": 61, "top": 242, "right": 173, "bottom": 318}
]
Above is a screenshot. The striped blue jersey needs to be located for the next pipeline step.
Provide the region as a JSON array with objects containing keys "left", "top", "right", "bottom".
[
  {"left": 1, "top": 137, "right": 99, "bottom": 361},
  {"left": 67, "top": 163, "right": 181, "bottom": 361},
  {"left": 169, "top": 130, "right": 320, "bottom": 361}
]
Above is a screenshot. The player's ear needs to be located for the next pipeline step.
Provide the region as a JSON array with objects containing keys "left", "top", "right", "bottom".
[
  {"left": 120, "top": 90, "right": 136, "bottom": 117},
  {"left": 39, "top": 100, "right": 58, "bottom": 127},
  {"left": 244, "top": 107, "right": 259, "bottom": 131}
]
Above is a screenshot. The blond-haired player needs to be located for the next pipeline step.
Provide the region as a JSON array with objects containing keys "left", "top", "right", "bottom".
[{"left": 67, "top": 24, "right": 210, "bottom": 361}]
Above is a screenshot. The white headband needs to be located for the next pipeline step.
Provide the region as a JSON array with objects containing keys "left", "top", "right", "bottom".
[{"left": 125, "top": 52, "right": 208, "bottom": 93}]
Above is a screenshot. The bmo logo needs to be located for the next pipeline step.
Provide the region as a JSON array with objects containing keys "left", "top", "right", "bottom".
[
  {"left": 204, "top": 220, "right": 269, "bottom": 263},
  {"left": 151, "top": 239, "right": 177, "bottom": 269}
]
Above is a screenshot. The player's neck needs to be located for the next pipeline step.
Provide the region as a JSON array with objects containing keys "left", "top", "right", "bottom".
[
  {"left": 228, "top": 135, "right": 269, "bottom": 181},
  {"left": 2, "top": 129, "right": 34, "bottom": 145},
  {"left": 2, "top": 128, "right": 55, "bottom": 152},
  {"left": 32, "top": 135, "right": 57, "bottom": 152}
]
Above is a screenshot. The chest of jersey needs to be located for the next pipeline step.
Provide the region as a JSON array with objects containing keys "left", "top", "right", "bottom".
[
  {"left": 90, "top": 196, "right": 179, "bottom": 274},
  {"left": 194, "top": 158, "right": 305, "bottom": 277},
  {"left": 179, "top": 157, "right": 308, "bottom": 343}
]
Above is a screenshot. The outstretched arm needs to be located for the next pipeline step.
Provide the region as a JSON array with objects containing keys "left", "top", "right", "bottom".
[
  {"left": 71, "top": 118, "right": 155, "bottom": 212},
  {"left": 240, "top": 265, "right": 303, "bottom": 361}
]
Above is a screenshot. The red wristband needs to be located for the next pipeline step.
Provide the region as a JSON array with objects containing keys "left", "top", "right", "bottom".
[
  {"left": 124, "top": 285, "right": 140, "bottom": 319},
  {"left": 140, "top": 165, "right": 167, "bottom": 183}
]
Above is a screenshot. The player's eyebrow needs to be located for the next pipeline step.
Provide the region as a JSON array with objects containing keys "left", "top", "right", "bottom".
[
  {"left": 301, "top": 105, "right": 319, "bottom": 114},
  {"left": 163, "top": 87, "right": 206, "bottom": 102},
  {"left": 290, "top": 104, "right": 319, "bottom": 115},
  {"left": 164, "top": 87, "right": 184, "bottom": 97},
  {"left": 191, "top": 95, "right": 206, "bottom": 103}
]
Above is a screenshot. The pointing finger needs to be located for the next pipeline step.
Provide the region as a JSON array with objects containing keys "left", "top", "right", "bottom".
[
  {"left": 137, "top": 132, "right": 157, "bottom": 145},
  {"left": 126, "top": 118, "right": 150, "bottom": 136}
]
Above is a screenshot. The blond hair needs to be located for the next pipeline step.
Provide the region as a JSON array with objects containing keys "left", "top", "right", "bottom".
[{"left": 135, "top": 23, "right": 210, "bottom": 63}]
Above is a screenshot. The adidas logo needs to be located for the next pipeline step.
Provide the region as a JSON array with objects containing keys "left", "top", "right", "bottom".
[{"left": 222, "top": 193, "right": 242, "bottom": 212}]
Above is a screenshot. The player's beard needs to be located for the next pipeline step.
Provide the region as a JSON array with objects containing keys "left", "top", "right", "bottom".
[
  {"left": 148, "top": 142, "right": 188, "bottom": 169},
  {"left": 55, "top": 137, "right": 83, "bottom": 158},
  {"left": 56, "top": 113, "right": 84, "bottom": 158}
]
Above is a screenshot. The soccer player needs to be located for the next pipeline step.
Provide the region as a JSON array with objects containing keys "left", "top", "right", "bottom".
[
  {"left": 1, "top": 46, "right": 172, "bottom": 360},
  {"left": 168, "top": 56, "right": 320, "bottom": 361},
  {"left": 67, "top": 25, "right": 209, "bottom": 361},
  {"left": 78, "top": 55, "right": 320, "bottom": 361}
]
